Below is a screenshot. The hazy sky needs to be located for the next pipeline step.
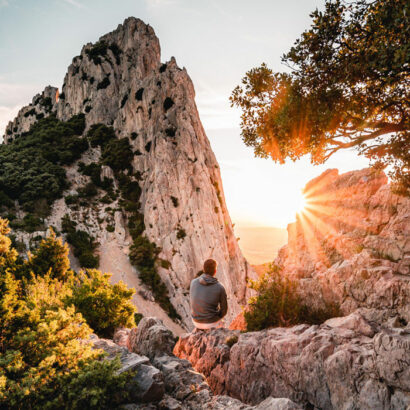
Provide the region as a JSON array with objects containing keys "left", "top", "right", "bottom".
[{"left": 0, "top": 0, "right": 371, "bottom": 227}]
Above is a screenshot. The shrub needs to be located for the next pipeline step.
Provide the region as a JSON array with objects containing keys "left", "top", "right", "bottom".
[
  {"left": 129, "top": 235, "right": 160, "bottom": 269},
  {"left": 21, "top": 213, "right": 43, "bottom": 232},
  {"left": 87, "top": 124, "right": 116, "bottom": 148},
  {"left": 101, "top": 138, "right": 133, "bottom": 172},
  {"left": 26, "top": 229, "right": 71, "bottom": 280},
  {"left": 65, "top": 194, "right": 79, "bottom": 205},
  {"left": 106, "top": 225, "right": 115, "bottom": 232},
  {"left": 78, "top": 182, "right": 98, "bottom": 198},
  {"left": 62, "top": 214, "right": 99, "bottom": 269},
  {"left": 0, "top": 219, "right": 136, "bottom": 408},
  {"left": 176, "top": 227, "right": 186, "bottom": 240},
  {"left": 85, "top": 40, "right": 108, "bottom": 64},
  {"left": 134, "top": 312, "right": 143, "bottom": 324},
  {"left": 66, "top": 269, "right": 136, "bottom": 338},
  {"left": 160, "top": 259, "right": 171, "bottom": 269},
  {"left": 244, "top": 264, "right": 341, "bottom": 332},
  {"left": 0, "top": 115, "right": 87, "bottom": 215}
]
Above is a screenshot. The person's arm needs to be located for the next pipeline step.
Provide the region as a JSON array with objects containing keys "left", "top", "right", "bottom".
[{"left": 219, "top": 286, "right": 228, "bottom": 318}]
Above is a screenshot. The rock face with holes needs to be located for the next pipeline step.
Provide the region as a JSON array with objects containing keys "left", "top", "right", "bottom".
[
  {"left": 3, "top": 17, "right": 254, "bottom": 331},
  {"left": 276, "top": 168, "right": 410, "bottom": 322}
]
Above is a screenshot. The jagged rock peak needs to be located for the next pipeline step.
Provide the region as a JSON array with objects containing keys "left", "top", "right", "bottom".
[
  {"left": 3, "top": 86, "right": 58, "bottom": 143},
  {"left": 4, "top": 17, "right": 254, "bottom": 330}
]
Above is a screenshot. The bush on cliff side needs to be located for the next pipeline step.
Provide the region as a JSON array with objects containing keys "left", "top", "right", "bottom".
[
  {"left": 0, "top": 218, "right": 137, "bottom": 408},
  {"left": 66, "top": 269, "right": 136, "bottom": 338},
  {"left": 244, "top": 263, "right": 341, "bottom": 332},
  {"left": 0, "top": 114, "right": 87, "bottom": 215}
]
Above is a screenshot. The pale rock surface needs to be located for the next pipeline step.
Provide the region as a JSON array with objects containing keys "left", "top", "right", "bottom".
[
  {"left": 174, "top": 310, "right": 410, "bottom": 409},
  {"left": 276, "top": 168, "right": 410, "bottom": 322},
  {"left": 91, "top": 318, "right": 301, "bottom": 409},
  {"left": 4, "top": 17, "right": 254, "bottom": 331}
]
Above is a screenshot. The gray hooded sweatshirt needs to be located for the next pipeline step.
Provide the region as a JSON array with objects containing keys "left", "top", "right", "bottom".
[{"left": 190, "top": 273, "right": 228, "bottom": 323}]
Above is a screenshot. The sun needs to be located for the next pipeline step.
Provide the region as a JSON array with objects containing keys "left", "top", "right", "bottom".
[{"left": 296, "top": 192, "right": 307, "bottom": 214}]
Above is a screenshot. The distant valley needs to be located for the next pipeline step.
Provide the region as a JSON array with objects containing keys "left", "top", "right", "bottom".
[{"left": 234, "top": 226, "right": 288, "bottom": 265}]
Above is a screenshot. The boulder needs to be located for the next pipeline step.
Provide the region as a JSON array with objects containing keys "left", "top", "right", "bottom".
[{"left": 128, "top": 317, "right": 177, "bottom": 360}]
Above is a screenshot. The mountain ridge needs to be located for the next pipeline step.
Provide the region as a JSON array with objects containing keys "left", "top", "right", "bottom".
[{"left": 2, "top": 16, "right": 255, "bottom": 332}]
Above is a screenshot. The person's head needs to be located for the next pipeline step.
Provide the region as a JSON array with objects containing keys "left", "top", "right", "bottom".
[{"left": 203, "top": 259, "right": 217, "bottom": 276}]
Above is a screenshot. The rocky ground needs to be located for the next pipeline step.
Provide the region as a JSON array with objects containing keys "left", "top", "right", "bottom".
[
  {"left": 175, "top": 310, "right": 410, "bottom": 409},
  {"left": 92, "top": 317, "right": 301, "bottom": 409}
]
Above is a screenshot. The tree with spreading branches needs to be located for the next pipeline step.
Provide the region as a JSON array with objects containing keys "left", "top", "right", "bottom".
[{"left": 231, "top": 0, "right": 409, "bottom": 194}]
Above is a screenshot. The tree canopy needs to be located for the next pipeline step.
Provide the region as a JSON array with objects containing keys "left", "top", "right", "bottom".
[{"left": 231, "top": 0, "right": 409, "bottom": 194}]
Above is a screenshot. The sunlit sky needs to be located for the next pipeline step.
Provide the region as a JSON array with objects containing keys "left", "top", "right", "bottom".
[{"left": 0, "top": 0, "right": 371, "bottom": 228}]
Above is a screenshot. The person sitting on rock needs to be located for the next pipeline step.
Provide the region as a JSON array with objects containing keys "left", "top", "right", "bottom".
[{"left": 190, "top": 258, "right": 228, "bottom": 330}]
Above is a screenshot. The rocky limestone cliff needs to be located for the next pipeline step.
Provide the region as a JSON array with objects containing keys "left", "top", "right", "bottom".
[
  {"left": 174, "top": 169, "right": 410, "bottom": 409},
  {"left": 277, "top": 168, "right": 409, "bottom": 322},
  {"left": 3, "top": 17, "right": 253, "bottom": 332}
]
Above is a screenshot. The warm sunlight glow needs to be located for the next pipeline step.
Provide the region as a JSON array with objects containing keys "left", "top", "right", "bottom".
[{"left": 296, "top": 192, "right": 307, "bottom": 214}]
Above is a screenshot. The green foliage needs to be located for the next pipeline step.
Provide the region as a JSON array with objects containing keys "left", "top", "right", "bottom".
[
  {"left": 26, "top": 229, "right": 71, "bottom": 280},
  {"left": 0, "top": 219, "right": 136, "bottom": 408},
  {"left": 10, "top": 213, "right": 44, "bottom": 233},
  {"left": 78, "top": 161, "right": 113, "bottom": 190},
  {"left": 231, "top": 0, "right": 410, "bottom": 195},
  {"left": 62, "top": 214, "right": 99, "bottom": 269},
  {"left": 176, "top": 227, "right": 186, "bottom": 240},
  {"left": 101, "top": 138, "right": 133, "bottom": 172},
  {"left": 66, "top": 269, "right": 135, "bottom": 338},
  {"left": 244, "top": 264, "right": 341, "bottom": 332},
  {"left": 129, "top": 235, "right": 160, "bottom": 269},
  {"left": 87, "top": 124, "right": 116, "bottom": 148},
  {"left": 0, "top": 219, "right": 135, "bottom": 409},
  {"left": 85, "top": 40, "right": 122, "bottom": 66},
  {"left": 85, "top": 40, "right": 108, "bottom": 64},
  {"left": 134, "top": 312, "right": 143, "bottom": 324},
  {"left": 127, "top": 219, "right": 179, "bottom": 319},
  {"left": 0, "top": 115, "right": 87, "bottom": 214},
  {"left": 159, "top": 259, "right": 171, "bottom": 269},
  {"left": 78, "top": 182, "right": 98, "bottom": 198},
  {"left": 106, "top": 225, "right": 115, "bottom": 232}
]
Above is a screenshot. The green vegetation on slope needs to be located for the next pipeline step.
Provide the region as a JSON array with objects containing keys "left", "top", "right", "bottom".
[
  {"left": 244, "top": 263, "right": 341, "bottom": 332},
  {"left": 0, "top": 218, "right": 136, "bottom": 408},
  {"left": 86, "top": 124, "right": 180, "bottom": 320},
  {"left": 0, "top": 114, "right": 87, "bottom": 215}
]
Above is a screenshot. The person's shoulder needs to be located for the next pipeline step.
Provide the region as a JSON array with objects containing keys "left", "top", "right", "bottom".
[{"left": 217, "top": 281, "right": 226, "bottom": 292}]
